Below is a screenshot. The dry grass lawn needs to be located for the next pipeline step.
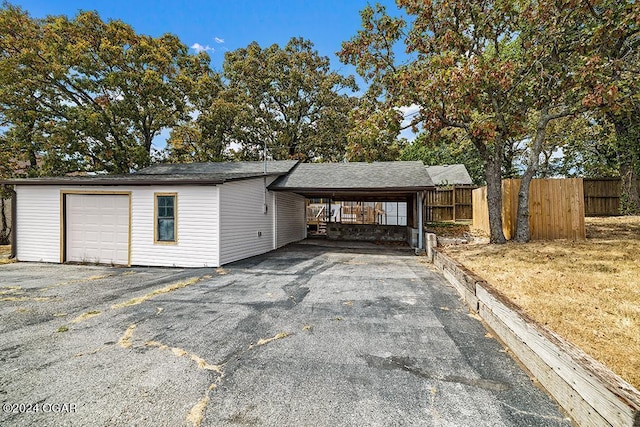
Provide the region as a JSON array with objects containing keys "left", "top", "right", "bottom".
[
  {"left": 444, "top": 216, "right": 640, "bottom": 390},
  {"left": 0, "top": 245, "right": 13, "bottom": 265}
]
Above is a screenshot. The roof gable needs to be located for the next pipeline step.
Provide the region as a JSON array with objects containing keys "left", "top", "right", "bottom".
[{"left": 425, "top": 164, "right": 473, "bottom": 186}]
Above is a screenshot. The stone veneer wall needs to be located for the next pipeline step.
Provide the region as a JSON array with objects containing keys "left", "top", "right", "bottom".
[{"left": 326, "top": 223, "right": 408, "bottom": 243}]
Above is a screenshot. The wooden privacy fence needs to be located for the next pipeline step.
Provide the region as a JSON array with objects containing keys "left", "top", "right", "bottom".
[
  {"left": 425, "top": 186, "right": 475, "bottom": 222},
  {"left": 583, "top": 178, "right": 640, "bottom": 216},
  {"left": 473, "top": 178, "right": 585, "bottom": 240}
]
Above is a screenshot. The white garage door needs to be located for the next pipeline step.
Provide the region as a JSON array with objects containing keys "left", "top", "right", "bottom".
[{"left": 66, "top": 194, "right": 130, "bottom": 265}]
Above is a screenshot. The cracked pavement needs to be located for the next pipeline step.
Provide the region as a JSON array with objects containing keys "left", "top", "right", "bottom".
[{"left": 0, "top": 242, "right": 572, "bottom": 426}]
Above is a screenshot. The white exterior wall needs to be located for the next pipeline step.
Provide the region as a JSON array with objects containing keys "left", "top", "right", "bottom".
[
  {"left": 15, "top": 185, "right": 61, "bottom": 263},
  {"left": 219, "top": 177, "right": 276, "bottom": 265},
  {"left": 15, "top": 185, "right": 220, "bottom": 267},
  {"left": 128, "top": 186, "right": 219, "bottom": 268},
  {"left": 274, "top": 192, "right": 306, "bottom": 248}
]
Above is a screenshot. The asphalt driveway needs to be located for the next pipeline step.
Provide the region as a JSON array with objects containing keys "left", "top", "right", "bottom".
[{"left": 0, "top": 242, "right": 571, "bottom": 426}]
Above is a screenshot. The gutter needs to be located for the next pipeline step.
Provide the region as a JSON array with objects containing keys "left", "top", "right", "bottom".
[
  {"left": 0, "top": 178, "right": 226, "bottom": 186},
  {"left": 0, "top": 172, "right": 290, "bottom": 187},
  {"left": 267, "top": 186, "right": 434, "bottom": 193}
]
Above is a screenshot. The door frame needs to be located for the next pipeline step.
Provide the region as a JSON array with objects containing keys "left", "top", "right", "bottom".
[{"left": 60, "top": 190, "right": 133, "bottom": 266}]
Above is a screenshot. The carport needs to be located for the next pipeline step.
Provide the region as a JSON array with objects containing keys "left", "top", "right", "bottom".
[{"left": 269, "top": 161, "right": 434, "bottom": 249}]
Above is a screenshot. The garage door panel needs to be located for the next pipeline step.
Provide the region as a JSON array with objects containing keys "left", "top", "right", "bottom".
[{"left": 66, "top": 194, "right": 130, "bottom": 265}]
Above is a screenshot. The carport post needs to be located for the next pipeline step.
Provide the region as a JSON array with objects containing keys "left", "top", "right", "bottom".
[{"left": 417, "top": 191, "right": 423, "bottom": 249}]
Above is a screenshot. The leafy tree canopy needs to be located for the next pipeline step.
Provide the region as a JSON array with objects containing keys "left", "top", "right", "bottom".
[
  {"left": 340, "top": 0, "right": 639, "bottom": 241},
  {"left": 0, "top": 3, "right": 201, "bottom": 175},
  {"left": 400, "top": 130, "right": 485, "bottom": 185},
  {"left": 225, "top": 37, "right": 358, "bottom": 162}
]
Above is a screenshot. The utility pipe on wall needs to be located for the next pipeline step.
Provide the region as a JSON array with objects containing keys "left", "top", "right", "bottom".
[{"left": 417, "top": 191, "right": 423, "bottom": 250}]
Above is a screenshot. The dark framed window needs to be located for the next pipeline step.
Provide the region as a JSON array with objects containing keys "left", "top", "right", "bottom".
[{"left": 155, "top": 193, "right": 177, "bottom": 243}]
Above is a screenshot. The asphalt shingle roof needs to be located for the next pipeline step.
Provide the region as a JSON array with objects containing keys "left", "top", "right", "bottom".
[
  {"left": 3, "top": 161, "right": 299, "bottom": 186},
  {"left": 425, "top": 164, "right": 473, "bottom": 186},
  {"left": 3, "top": 160, "right": 473, "bottom": 189},
  {"left": 269, "top": 161, "right": 434, "bottom": 191},
  {"left": 137, "top": 160, "right": 299, "bottom": 177}
]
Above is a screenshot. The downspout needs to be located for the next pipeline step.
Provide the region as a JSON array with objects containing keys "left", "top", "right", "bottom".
[
  {"left": 10, "top": 186, "right": 17, "bottom": 259},
  {"left": 417, "top": 191, "right": 424, "bottom": 250},
  {"left": 263, "top": 142, "right": 268, "bottom": 215},
  {"left": 263, "top": 176, "right": 268, "bottom": 214},
  {"left": 273, "top": 188, "right": 277, "bottom": 249}
]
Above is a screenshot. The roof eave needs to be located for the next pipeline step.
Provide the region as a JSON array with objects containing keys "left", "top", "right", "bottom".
[
  {"left": 1, "top": 171, "right": 290, "bottom": 186},
  {"left": 269, "top": 186, "right": 433, "bottom": 192},
  {"left": 2, "top": 178, "right": 225, "bottom": 186}
]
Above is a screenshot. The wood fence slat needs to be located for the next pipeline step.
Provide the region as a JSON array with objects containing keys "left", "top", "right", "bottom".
[
  {"left": 472, "top": 178, "right": 586, "bottom": 241},
  {"left": 583, "top": 178, "right": 640, "bottom": 216},
  {"left": 472, "top": 186, "right": 489, "bottom": 232},
  {"left": 425, "top": 186, "right": 476, "bottom": 222}
]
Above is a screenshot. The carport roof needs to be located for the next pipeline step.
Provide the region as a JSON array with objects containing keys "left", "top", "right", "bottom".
[{"left": 269, "top": 161, "right": 434, "bottom": 196}]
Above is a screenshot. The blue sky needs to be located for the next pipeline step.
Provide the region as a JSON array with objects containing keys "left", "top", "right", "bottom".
[
  {"left": 12, "top": 0, "right": 400, "bottom": 75},
  {"left": 11, "top": 0, "right": 418, "bottom": 146}
]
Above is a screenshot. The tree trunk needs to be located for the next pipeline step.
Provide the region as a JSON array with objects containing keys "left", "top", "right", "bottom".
[
  {"left": 515, "top": 112, "right": 549, "bottom": 242},
  {"left": 514, "top": 170, "right": 535, "bottom": 243},
  {"left": 612, "top": 118, "right": 640, "bottom": 215},
  {"left": 484, "top": 144, "right": 507, "bottom": 244}
]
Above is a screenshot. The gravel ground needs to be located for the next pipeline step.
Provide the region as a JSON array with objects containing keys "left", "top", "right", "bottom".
[{"left": 0, "top": 243, "right": 572, "bottom": 426}]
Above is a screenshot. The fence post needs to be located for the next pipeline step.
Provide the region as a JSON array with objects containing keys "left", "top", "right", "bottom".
[{"left": 452, "top": 186, "right": 456, "bottom": 222}]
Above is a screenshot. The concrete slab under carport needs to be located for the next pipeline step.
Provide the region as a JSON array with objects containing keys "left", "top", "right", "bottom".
[{"left": 0, "top": 245, "right": 571, "bottom": 426}]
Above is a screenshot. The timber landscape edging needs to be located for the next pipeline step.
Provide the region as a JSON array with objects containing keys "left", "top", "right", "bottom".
[{"left": 432, "top": 248, "right": 640, "bottom": 427}]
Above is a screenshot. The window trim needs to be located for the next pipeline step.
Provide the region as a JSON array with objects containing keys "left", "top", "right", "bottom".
[{"left": 154, "top": 192, "right": 178, "bottom": 244}]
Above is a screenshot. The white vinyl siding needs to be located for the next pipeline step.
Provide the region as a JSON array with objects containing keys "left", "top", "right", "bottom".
[
  {"left": 129, "top": 186, "right": 219, "bottom": 267},
  {"left": 219, "top": 177, "right": 275, "bottom": 265},
  {"left": 15, "top": 185, "right": 60, "bottom": 263},
  {"left": 14, "top": 185, "right": 219, "bottom": 268},
  {"left": 66, "top": 194, "right": 129, "bottom": 265},
  {"left": 275, "top": 192, "right": 306, "bottom": 248}
]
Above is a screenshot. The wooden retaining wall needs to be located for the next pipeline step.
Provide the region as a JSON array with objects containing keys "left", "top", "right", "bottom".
[
  {"left": 432, "top": 248, "right": 640, "bottom": 427},
  {"left": 473, "top": 178, "right": 585, "bottom": 240}
]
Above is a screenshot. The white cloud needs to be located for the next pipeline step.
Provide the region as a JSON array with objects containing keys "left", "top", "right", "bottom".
[
  {"left": 190, "top": 43, "right": 214, "bottom": 53},
  {"left": 214, "top": 37, "right": 225, "bottom": 44}
]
